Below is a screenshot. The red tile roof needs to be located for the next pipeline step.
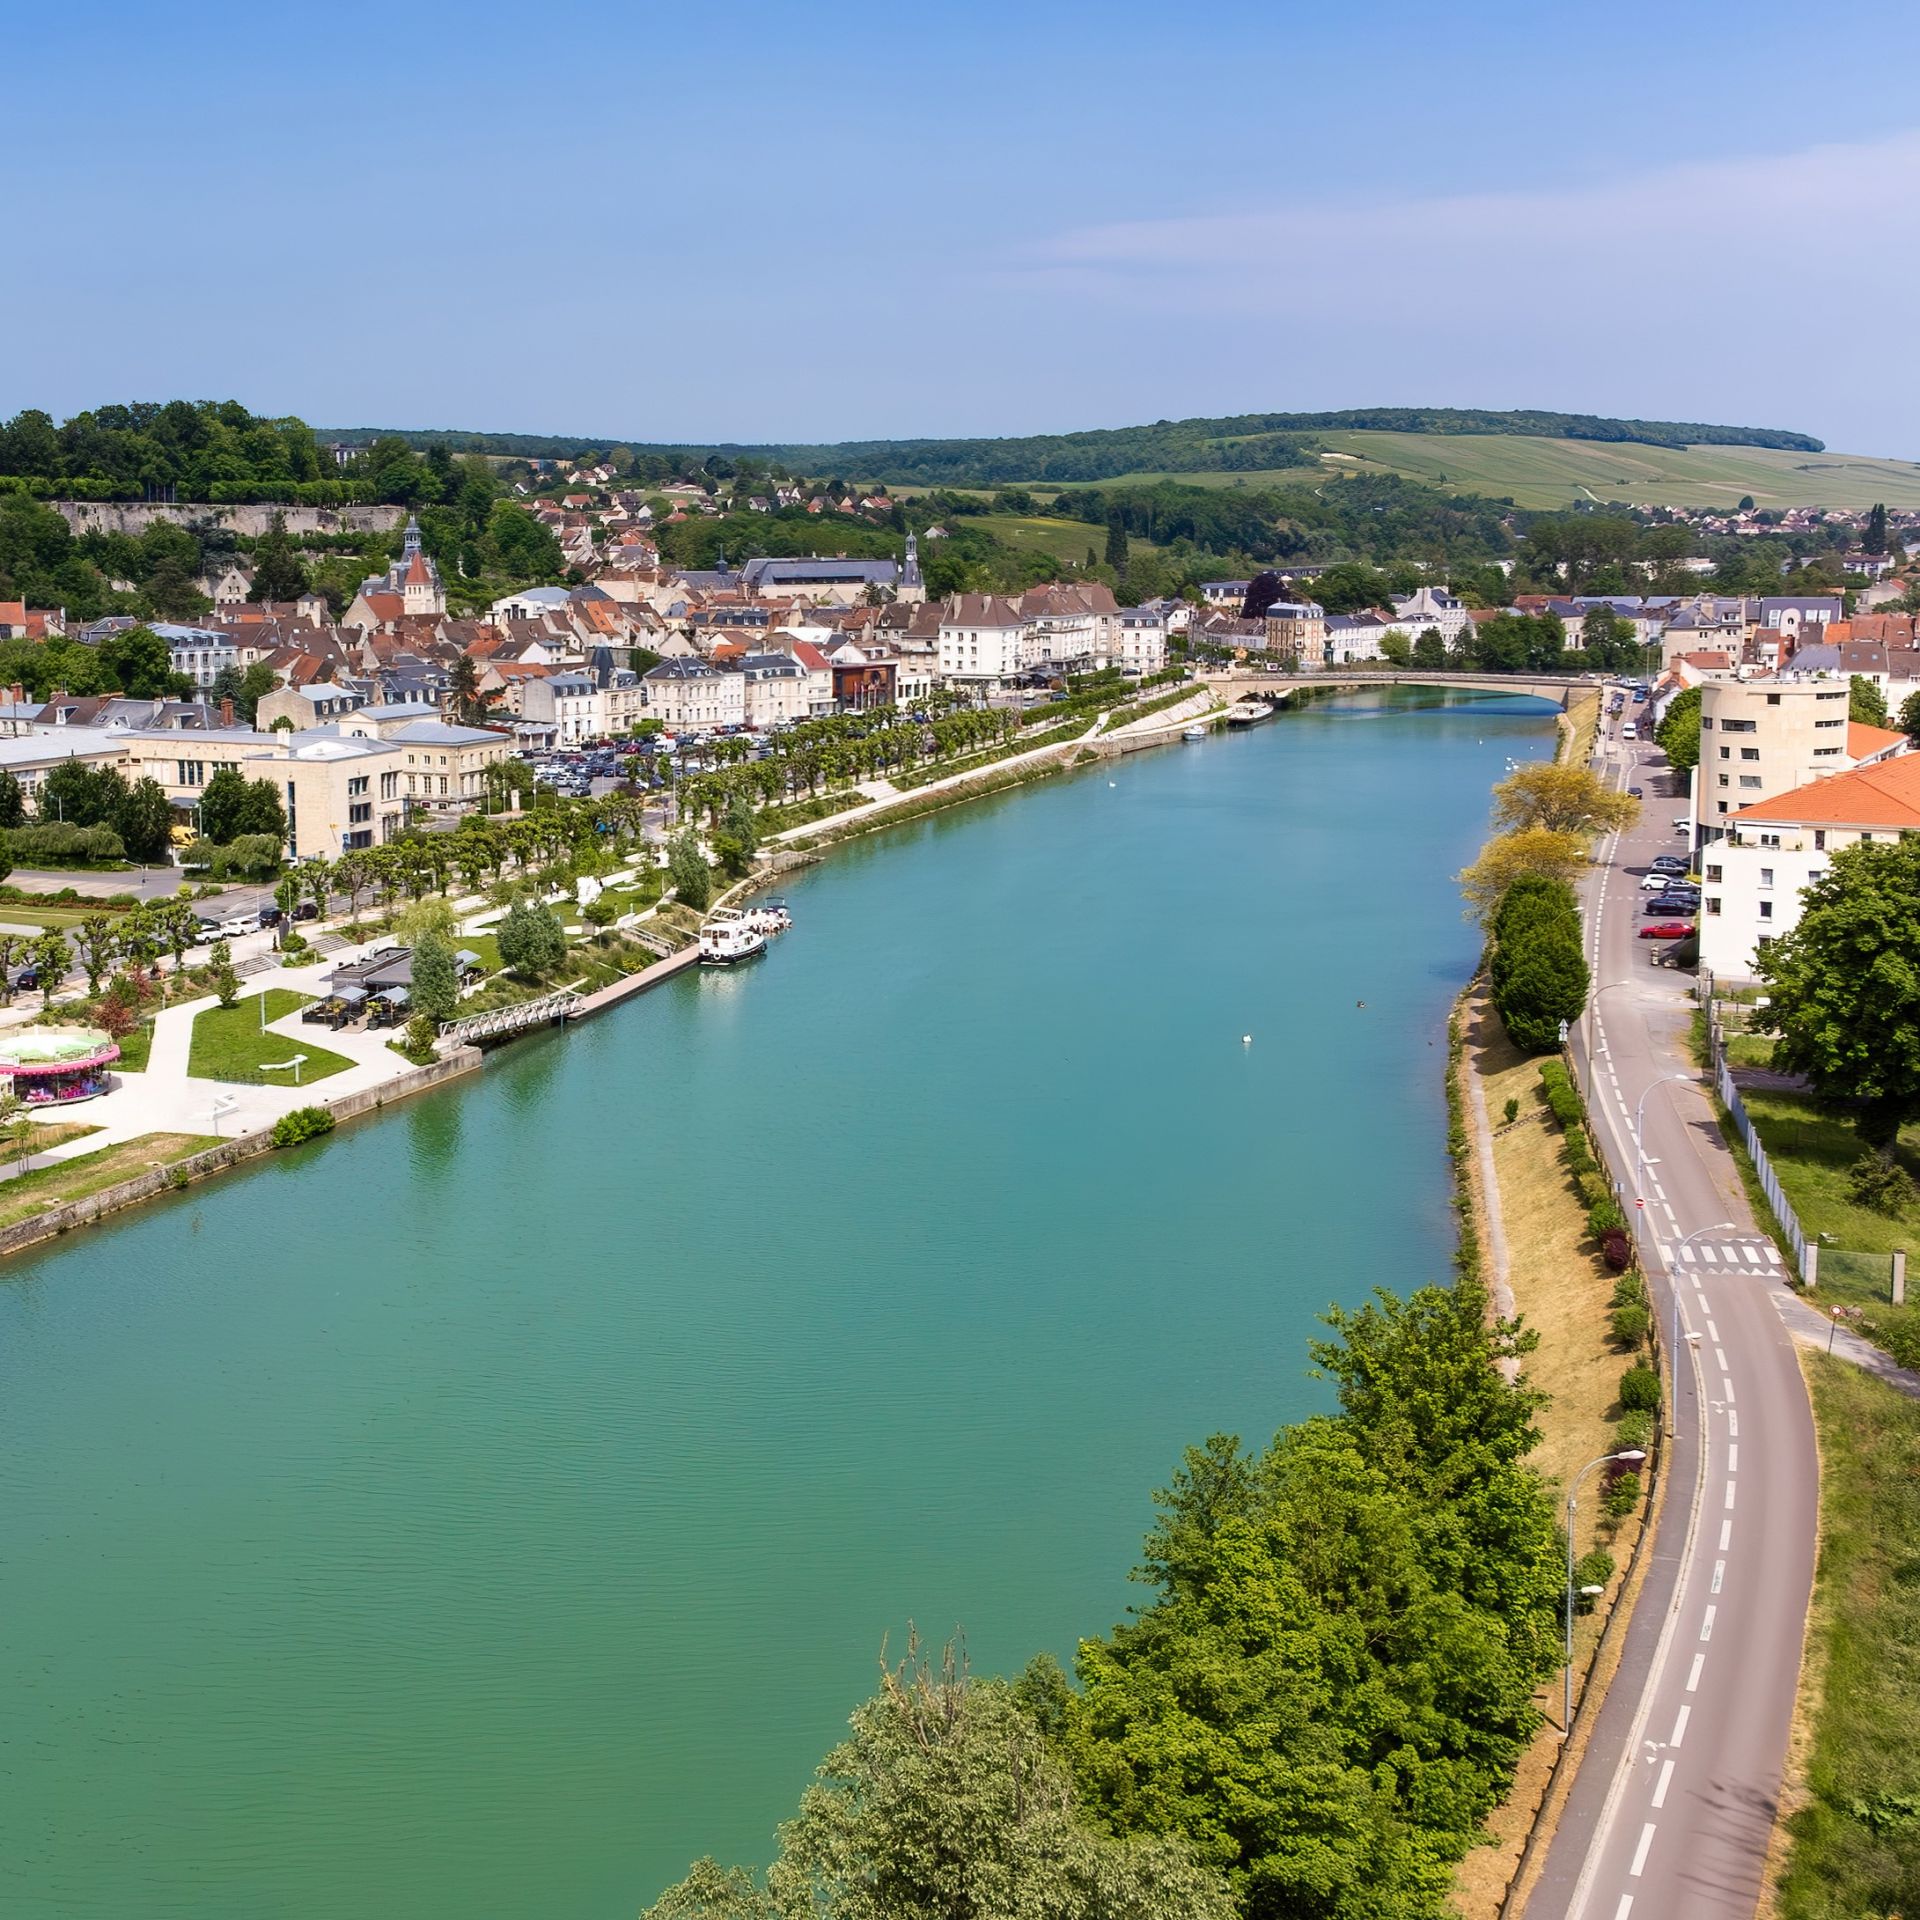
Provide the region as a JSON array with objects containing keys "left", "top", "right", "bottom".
[
  {"left": 1848, "top": 721, "right": 1907, "bottom": 759},
  {"left": 1731, "top": 751, "right": 1920, "bottom": 828}
]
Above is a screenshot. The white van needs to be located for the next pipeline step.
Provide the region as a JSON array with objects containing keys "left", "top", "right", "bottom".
[{"left": 1621, "top": 722, "right": 1638, "bottom": 741}]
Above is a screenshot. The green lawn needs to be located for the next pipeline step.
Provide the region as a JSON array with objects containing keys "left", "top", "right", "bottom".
[
  {"left": 0, "top": 1132, "right": 218, "bottom": 1231},
  {"left": 1778, "top": 1356, "right": 1920, "bottom": 1918},
  {"left": 1739, "top": 1088, "right": 1920, "bottom": 1362},
  {"left": 187, "top": 990, "right": 352, "bottom": 1086},
  {"left": 115, "top": 1022, "right": 154, "bottom": 1072}
]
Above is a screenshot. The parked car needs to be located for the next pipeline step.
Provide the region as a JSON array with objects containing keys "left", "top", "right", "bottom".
[
  {"left": 217, "top": 914, "right": 255, "bottom": 939},
  {"left": 257, "top": 905, "right": 283, "bottom": 928},
  {"left": 1640, "top": 921, "right": 1696, "bottom": 940},
  {"left": 292, "top": 900, "right": 318, "bottom": 921},
  {"left": 1650, "top": 854, "right": 1691, "bottom": 873},
  {"left": 1627, "top": 785, "right": 1643, "bottom": 798},
  {"left": 1641, "top": 870, "right": 1682, "bottom": 890},
  {"left": 1645, "top": 895, "right": 1700, "bottom": 916},
  {"left": 13, "top": 966, "right": 39, "bottom": 991},
  {"left": 194, "top": 919, "right": 223, "bottom": 942}
]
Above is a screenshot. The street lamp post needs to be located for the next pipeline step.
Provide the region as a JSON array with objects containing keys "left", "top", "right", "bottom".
[
  {"left": 1632, "top": 1072, "right": 1696, "bottom": 1214},
  {"left": 1584, "top": 981, "right": 1636, "bottom": 1109},
  {"left": 1565, "top": 1448, "right": 1648, "bottom": 1733}
]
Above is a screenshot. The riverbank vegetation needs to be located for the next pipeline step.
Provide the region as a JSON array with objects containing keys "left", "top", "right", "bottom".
[
  {"left": 646, "top": 1280, "right": 1564, "bottom": 1920},
  {"left": 1776, "top": 1356, "right": 1920, "bottom": 1919},
  {"left": 0, "top": 1131, "right": 217, "bottom": 1232},
  {"left": 1489, "top": 876, "right": 1591, "bottom": 1054}
]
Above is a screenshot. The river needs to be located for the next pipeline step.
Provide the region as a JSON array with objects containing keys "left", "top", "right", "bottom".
[{"left": 0, "top": 689, "right": 1556, "bottom": 1918}]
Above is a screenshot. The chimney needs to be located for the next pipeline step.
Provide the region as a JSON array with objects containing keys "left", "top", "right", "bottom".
[{"left": 220, "top": 697, "right": 235, "bottom": 727}]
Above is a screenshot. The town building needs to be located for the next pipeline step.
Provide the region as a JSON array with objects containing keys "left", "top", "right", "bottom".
[
  {"left": 642, "top": 656, "right": 746, "bottom": 732},
  {"left": 1699, "top": 750, "right": 1920, "bottom": 978}
]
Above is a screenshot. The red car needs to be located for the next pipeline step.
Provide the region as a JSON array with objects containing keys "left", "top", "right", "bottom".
[{"left": 1639, "top": 921, "right": 1695, "bottom": 940}]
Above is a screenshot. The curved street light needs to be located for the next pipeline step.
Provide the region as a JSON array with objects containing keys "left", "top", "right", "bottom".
[
  {"left": 1583, "top": 980, "right": 1637, "bottom": 1108},
  {"left": 1565, "top": 1448, "right": 1648, "bottom": 1734}
]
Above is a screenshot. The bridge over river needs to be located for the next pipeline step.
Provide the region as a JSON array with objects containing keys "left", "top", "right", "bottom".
[{"left": 1199, "top": 668, "right": 1599, "bottom": 709}]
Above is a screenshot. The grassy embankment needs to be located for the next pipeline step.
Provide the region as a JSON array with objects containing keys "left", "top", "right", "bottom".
[
  {"left": 1451, "top": 1010, "right": 1655, "bottom": 1918},
  {"left": 1102, "top": 432, "right": 1920, "bottom": 512},
  {"left": 187, "top": 990, "right": 353, "bottom": 1086},
  {"left": 0, "top": 1133, "right": 218, "bottom": 1230},
  {"left": 1772, "top": 1356, "right": 1920, "bottom": 1918}
]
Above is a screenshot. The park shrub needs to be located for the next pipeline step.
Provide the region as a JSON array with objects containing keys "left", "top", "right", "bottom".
[
  {"left": 6, "top": 823, "right": 125, "bottom": 867},
  {"left": 1502, "top": 1096, "right": 1519, "bottom": 1126},
  {"left": 269, "top": 1105, "right": 335, "bottom": 1149},
  {"left": 1538, "top": 1059, "right": 1585, "bottom": 1129},
  {"left": 1574, "top": 1549, "right": 1615, "bottom": 1608},
  {"left": 1580, "top": 1171, "right": 1613, "bottom": 1208},
  {"left": 1615, "top": 1409, "right": 1655, "bottom": 1452},
  {"left": 1618, "top": 1363, "right": 1662, "bottom": 1412},
  {"left": 1610, "top": 1270, "right": 1647, "bottom": 1309},
  {"left": 1603, "top": 1472, "right": 1643, "bottom": 1520},
  {"left": 1602, "top": 1228, "right": 1634, "bottom": 1273},
  {"left": 1589, "top": 1198, "right": 1627, "bottom": 1240},
  {"left": 1610, "top": 1302, "right": 1651, "bottom": 1350},
  {"left": 1846, "top": 1153, "right": 1917, "bottom": 1218},
  {"left": 1563, "top": 1129, "right": 1596, "bottom": 1177}
]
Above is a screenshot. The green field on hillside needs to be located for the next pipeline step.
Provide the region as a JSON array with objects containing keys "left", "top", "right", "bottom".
[
  {"left": 1108, "top": 432, "right": 1920, "bottom": 511},
  {"left": 982, "top": 515, "right": 1159, "bottom": 564}
]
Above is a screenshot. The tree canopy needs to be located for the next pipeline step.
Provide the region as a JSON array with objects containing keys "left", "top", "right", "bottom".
[
  {"left": 1755, "top": 839, "right": 1920, "bottom": 1150},
  {"left": 1655, "top": 687, "right": 1702, "bottom": 774},
  {"left": 1490, "top": 763, "right": 1637, "bottom": 838}
]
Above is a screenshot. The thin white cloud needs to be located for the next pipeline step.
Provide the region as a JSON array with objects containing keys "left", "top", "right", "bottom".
[{"left": 1030, "top": 130, "right": 1920, "bottom": 283}]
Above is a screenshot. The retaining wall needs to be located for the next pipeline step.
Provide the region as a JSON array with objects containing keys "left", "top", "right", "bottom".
[{"left": 0, "top": 1047, "right": 482, "bottom": 1260}]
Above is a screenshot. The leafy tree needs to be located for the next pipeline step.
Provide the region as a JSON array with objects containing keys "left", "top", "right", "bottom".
[
  {"left": 1458, "top": 829, "right": 1590, "bottom": 923},
  {"left": 1864, "top": 502, "right": 1889, "bottom": 557},
  {"left": 1104, "top": 510, "right": 1131, "bottom": 579},
  {"left": 248, "top": 512, "right": 309, "bottom": 602},
  {"left": 1491, "top": 762, "right": 1638, "bottom": 837},
  {"left": 1493, "top": 921, "right": 1590, "bottom": 1053},
  {"left": 74, "top": 914, "right": 118, "bottom": 994},
  {"left": 1655, "top": 685, "right": 1702, "bottom": 773},
  {"left": 410, "top": 928, "right": 458, "bottom": 1023},
  {"left": 1755, "top": 839, "right": 1920, "bottom": 1151},
  {"left": 0, "top": 931, "right": 21, "bottom": 1003},
  {"left": 31, "top": 929, "right": 68, "bottom": 1008},
  {"left": 668, "top": 827, "right": 711, "bottom": 910},
  {"left": 646, "top": 1642, "right": 1232, "bottom": 1920},
  {"left": 0, "top": 768, "right": 25, "bottom": 830},
  {"left": 1064, "top": 1283, "right": 1558, "bottom": 1920},
  {"left": 116, "top": 776, "right": 175, "bottom": 862},
  {"left": 40, "top": 759, "right": 128, "bottom": 829},
  {"left": 208, "top": 939, "right": 239, "bottom": 1010},
  {"left": 1850, "top": 674, "right": 1890, "bottom": 728},
  {"left": 1898, "top": 690, "right": 1920, "bottom": 748},
  {"left": 1411, "top": 626, "right": 1448, "bottom": 670},
  {"left": 197, "top": 766, "right": 252, "bottom": 843},
  {"left": 97, "top": 625, "right": 190, "bottom": 699},
  {"left": 1379, "top": 632, "right": 1413, "bottom": 668},
  {"left": 496, "top": 899, "right": 567, "bottom": 980}
]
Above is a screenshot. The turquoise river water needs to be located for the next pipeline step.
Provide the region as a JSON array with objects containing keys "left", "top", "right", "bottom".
[{"left": 0, "top": 689, "right": 1556, "bottom": 1918}]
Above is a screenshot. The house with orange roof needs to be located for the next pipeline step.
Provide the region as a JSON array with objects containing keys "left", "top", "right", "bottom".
[{"left": 1701, "top": 746, "right": 1920, "bottom": 977}]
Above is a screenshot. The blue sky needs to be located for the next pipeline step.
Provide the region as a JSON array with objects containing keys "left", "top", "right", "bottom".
[{"left": 8, "top": 1, "right": 1920, "bottom": 452}]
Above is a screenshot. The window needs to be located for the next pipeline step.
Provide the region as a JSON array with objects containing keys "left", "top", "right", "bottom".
[
  {"left": 1718, "top": 774, "right": 1729, "bottom": 787},
  {"left": 1814, "top": 830, "right": 1826, "bottom": 849},
  {"left": 1706, "top": 863, "right": 1723, "bottom": 882},
  {"left": 1817, "top": 690, "right": 1845, "bottom": 701},
  {"left": 1701, "top": 716, "right": 1713, "bottom": 730},
  {"left": 1767, "top": 692, "right": 1781, "bottom": 705},
  {"left": 1741, "top": 747, "right": 1759, "bottom": 760},
  {"left": 1739, "top": 776, "right": 1763, "bottom": 789},
  {"left": 177, "top": 759, "right": 204, "bottom": 787},
  {"left": 1721, "top": 718, "right": 1758, "bottom": 733},
  {"left": 1707, "top": 896, "right": 1721, "bottom": 915},
  {"left": 349, "top": 802, "right": 371, "bottom": 825},
  {"left": 1759, "top": 900, "right": 1773, "bottom": 920},
  {"left": 1814, "top": 747, "right": 1840, "bottom": 756},
  {"left": 1717, "top": 801, "right": 1729, "bottom": 814},
  {"left": 1815, "top": 718, "right": 1843, "bottom": 729},
  {"left": 380, "top": 772, "right": 398, "bottom": 799},
  {"left": 347, "top": 775, "right": 369, "bottom": 797},
  {"left": 1861, "top": 832, "right": 1875, "bottom": 843},
  {"left": 1719, "top": 745, "right": 1731, "bottom": 759},
  {"left": 1759, "top": 866, "right": 1774, "bottom": 887}
]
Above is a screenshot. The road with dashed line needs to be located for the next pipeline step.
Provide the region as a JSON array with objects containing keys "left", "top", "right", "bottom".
[{"left": 1523, "top": 716, "right": 1819, "bottom": 1920}]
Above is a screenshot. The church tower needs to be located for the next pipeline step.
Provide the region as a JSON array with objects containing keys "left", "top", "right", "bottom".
[
  {"left": 396, "top": 516, "right": 446, "bottom": 617},
  {"left": 899, "top": 531, "right": 926, "bottom": 605}
]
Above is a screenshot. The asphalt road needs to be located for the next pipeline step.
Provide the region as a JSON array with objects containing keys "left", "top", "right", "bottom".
[{"left": 1524, "top": 715, "right": 1819, "bottom": 1920}]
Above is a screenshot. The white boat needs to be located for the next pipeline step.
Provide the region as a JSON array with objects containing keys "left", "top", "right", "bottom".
[
  {"left": 739, "top": 898, "right": 792, "bottom": 936},
  {"left": 1182, "top": 723, "right": 1210, "bottom": 741},
  {"left": 699, "top": 909, "right": 768, "bottom": 965}
]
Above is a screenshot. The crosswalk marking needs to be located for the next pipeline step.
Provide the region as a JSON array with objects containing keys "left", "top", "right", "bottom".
[
  {"left": 1680, "top": 1244, "right": 1697, "bottom": 1263},
  {"left": 1742, "top": 1245, "right": 1763, "bottom": 1266},
  {"left": 1702, "top": 1245, "right": 1721, "bottom": 1262}
]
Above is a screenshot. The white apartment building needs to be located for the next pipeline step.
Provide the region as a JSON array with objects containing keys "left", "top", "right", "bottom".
[
  {"left": 1699, "top": 751, "right": 1920, "bottom": 979},
  {"left": 155, "top": 622, "right": 240, "bottom": 690},
  {"left": 1695, "top": 677, "right": 1855, "bottom": 833},
  {"left": 736, "top": 653, "right": 811, "bottom": 729},
  {"left": 642, "top": 656, "right": 746, "bottom": 732},
  {"left": 1114, "top": 606, "right": 1168, "bottom": 676},
  {"left": 938, "top": 595, "right": 1028, "bottom": 685},
  {"left": 1389, "top": 586, "right": 1470, "bottom": 648}
]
